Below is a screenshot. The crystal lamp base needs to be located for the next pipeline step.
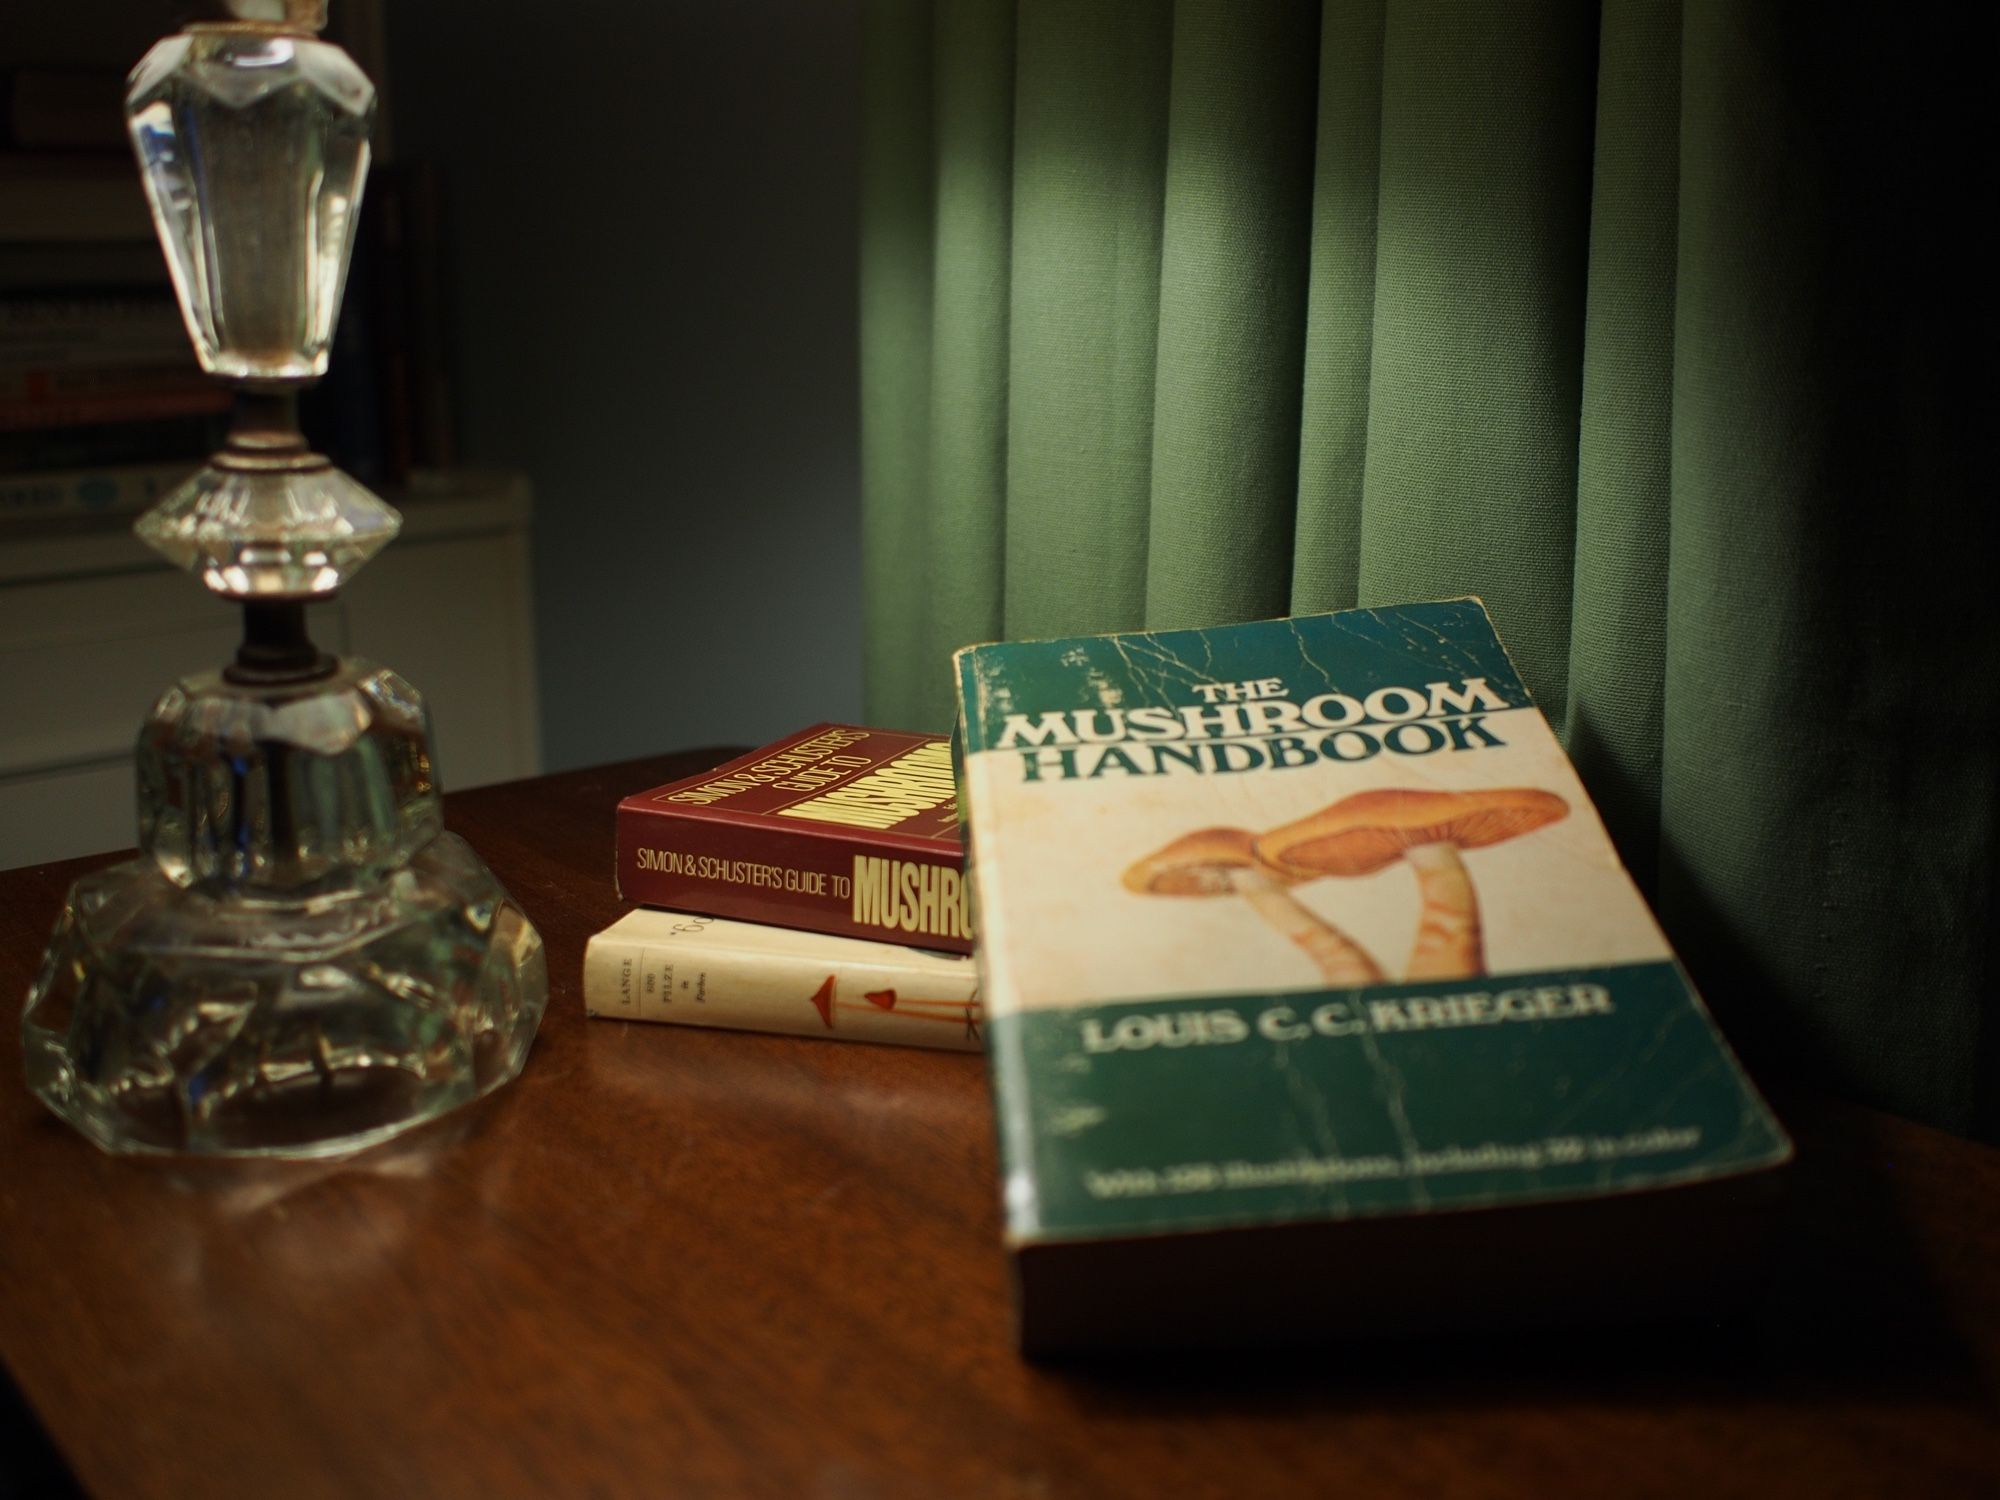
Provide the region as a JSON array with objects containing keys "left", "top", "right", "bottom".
[
  {"left": 34, "top": 8, "right": 554, "bottom": 1160},
  {"left": 24, "top": 832, "right": 548, "bottom": 1159}
]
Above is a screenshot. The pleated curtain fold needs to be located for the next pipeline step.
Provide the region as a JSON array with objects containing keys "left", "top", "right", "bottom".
[{"left": 859, "top": 0, "right": 1993, "bottom": 1134}]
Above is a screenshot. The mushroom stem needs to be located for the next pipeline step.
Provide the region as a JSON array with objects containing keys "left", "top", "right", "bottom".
[
  {"left": 1403, "top": 841, "right": 1483, "bottom": 980},
  {"left": 1227, "top": 868, "right": 1384, "bottom": 987}
]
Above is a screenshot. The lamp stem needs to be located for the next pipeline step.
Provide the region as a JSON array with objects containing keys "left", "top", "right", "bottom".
[{"left": 228, "top": 599, "right": 333, "bottom": 684}]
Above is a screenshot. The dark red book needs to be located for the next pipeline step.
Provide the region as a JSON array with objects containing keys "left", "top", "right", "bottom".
[{"left": 615, "top": 724, "right": 972, "bottom": 954}]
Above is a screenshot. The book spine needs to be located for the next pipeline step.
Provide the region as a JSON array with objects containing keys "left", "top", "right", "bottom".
[
  {"left": 301, "top": 168, "right": 391, "bottom": 486},
  {"left": 3, "top": 70, "right": 126, "bottom": 152},
  {"left": 0, "top": 459, "right": 191, "bottom": 517},
  {"left": 0, "top": 241, "right": 170, "bottom": 295},
  {"left": 0, "top": 412, "right": 221, "bottom": 471},
  {"left": 0, "top": 294, "right": 186, "bottom": 347},
  {"left": 616, "top": 805, "right": 974, "bottom": 955},
  {"left": 0, "top": 386, "right": 228, "bottom": 432},
  {"left": 582, "top": 918, "right": 982, "bottom": 1051},
  {"left": 368, "top": 168, "right": 416, "bottom": 481},
  {"left": 0, "top": 165, "right": 153, "bottom": 244},
  {"left": 0, "top": 339, "right": 194, "bottom": 374},
  {"left": 0, "top": 364, "right": 204, "bottom": 401},
  {"left": 402, "top": 163, "right": 457, "bottom": 469}
]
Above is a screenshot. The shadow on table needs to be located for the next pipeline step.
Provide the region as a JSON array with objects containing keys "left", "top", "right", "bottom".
[{"left": 1033, "top": 1097, "right": 1988, "bottom": 1417}]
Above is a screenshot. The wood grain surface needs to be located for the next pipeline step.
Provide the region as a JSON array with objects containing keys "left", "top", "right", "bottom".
[{"left": 1, "top": 751, "right": 1995, "bottom": 1499}]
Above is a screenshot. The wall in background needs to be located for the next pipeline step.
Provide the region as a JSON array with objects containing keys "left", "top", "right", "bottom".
[{"left": 388, "top": 0, "right": 865, "bottom": 770}]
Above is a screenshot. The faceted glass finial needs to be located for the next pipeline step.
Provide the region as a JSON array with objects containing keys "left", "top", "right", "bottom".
[
  {"left": 136, "top": 462, "right": 401, "bottom": 598},
  {"left": 126, "top": 28, "right": 374, "bottom": 383}
]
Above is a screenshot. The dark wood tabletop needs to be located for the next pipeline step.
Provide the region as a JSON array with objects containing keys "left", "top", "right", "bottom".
[{"left": 2, "top": 750, "right": 1996, "bottom": 1499}]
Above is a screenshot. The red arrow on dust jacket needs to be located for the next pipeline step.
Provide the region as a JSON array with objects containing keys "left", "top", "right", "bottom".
[{"left": 807, "top": 976, "right": 837, "bottom": 1029}]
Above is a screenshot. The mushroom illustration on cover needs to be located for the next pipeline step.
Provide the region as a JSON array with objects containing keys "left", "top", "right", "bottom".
[
  {"left": 1126, "top": 788, "right": 1572, "bottom": 985},
  {"left": 953, "top": 599, "right": 1790, "bottom": 1346}
]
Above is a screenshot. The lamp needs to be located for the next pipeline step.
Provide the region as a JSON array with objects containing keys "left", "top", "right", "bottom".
[{"left": 20, "top": 0, "right": 549, "bottom": 1156}]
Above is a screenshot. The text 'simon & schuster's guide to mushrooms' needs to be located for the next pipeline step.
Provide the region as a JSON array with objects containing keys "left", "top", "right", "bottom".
[{"left": 954, "top": 599, "right": 1792, "bottom": 1354}]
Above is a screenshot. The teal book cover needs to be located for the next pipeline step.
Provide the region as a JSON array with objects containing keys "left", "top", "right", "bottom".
[{"left": 954, "top": 600, "right": 1790, "bottom": 1343}]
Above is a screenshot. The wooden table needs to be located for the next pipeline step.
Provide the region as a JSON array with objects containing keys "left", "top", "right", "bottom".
[{"left": 2, "top": 752, "right": 1996, "bottom": 1499}]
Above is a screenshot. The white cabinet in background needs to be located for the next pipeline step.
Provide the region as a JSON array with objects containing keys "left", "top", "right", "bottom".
[{"left": 0, "top": 470, "right": 541, "bottom": 868}]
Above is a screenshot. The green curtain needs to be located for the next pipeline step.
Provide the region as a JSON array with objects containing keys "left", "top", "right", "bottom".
[{"left": 860, "top": 0, "right": 1993, "bottom": 1136}]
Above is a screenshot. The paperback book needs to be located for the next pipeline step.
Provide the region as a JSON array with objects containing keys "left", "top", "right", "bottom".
[
  {"left": 954, "top": 599, "right": 1791, "bottom": 1352},
  {"left": 616, "top": 724, "right": 973, "bottom": 954},
  {"left": 584, "top": 909, "right": 981, "bottom": 1051}
]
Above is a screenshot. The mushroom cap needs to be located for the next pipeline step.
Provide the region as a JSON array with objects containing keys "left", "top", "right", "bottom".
[
  {"left": 1255, "top": 787, "right": 1570, "bottom": 879},
  {"left": 1123, "top": 826, "right": 1292, "bottom": 896}
]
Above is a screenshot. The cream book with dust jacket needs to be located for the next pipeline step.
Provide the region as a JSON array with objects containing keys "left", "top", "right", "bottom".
[
  {"left": 583, "top": 910, "right": 981, "bottom": 1052},
  {"left": 954, "top": 598, "right": 1791, "bottom": 1352}
]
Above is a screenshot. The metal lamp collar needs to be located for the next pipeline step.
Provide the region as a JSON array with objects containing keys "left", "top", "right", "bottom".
[{"left": 195, "top": 1, "right": 329, "bottom": 36}]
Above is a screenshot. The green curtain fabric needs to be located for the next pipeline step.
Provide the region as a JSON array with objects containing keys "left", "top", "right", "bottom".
[{"left": 859, "top": 0, "right": 1993, "bottom": 1135}]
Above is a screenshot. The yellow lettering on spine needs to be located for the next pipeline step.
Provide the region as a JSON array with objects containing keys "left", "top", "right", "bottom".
[
  {"left": 777, "top": 741, "right": 957, "bottom": 830},
  {"left": 851, "top": 856, "right": 890, "bottom": 926},
  {"left": 918, "top": 865, "right": 940, "bottom": 934},
  {"left": 938, "top": 867, "right": 963, "bottom": 938},
  {"left": 850, "top": 853, "right": 972, "bottom": 940},
  {"left": 667, "top": 728, "right": 869, "bottom": 804}
]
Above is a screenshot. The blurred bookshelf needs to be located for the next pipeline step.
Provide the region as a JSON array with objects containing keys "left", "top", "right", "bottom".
[{"left": 0, "top": 2, "right": 540, "bottom": 867}]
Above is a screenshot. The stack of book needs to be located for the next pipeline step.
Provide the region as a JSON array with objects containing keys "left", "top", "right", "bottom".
[
  {"left": 584, "top": 725, "right": 983, "bottom": 1051},
  {"left": 588, "top": 610, "right": 1792, "bottom": 1354}
]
